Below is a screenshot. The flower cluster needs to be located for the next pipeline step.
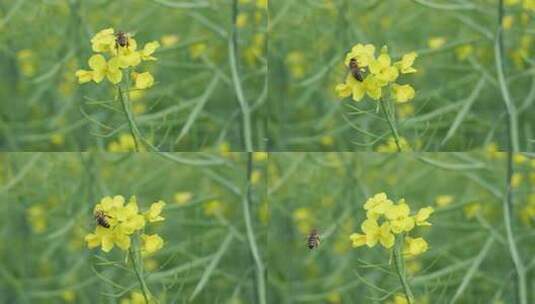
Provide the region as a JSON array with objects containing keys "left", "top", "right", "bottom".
[
  {"left": 76, "top": 28, "right": 159, "bottom": 89},
  {"left": 350, "top": 193, "right": 433, "bottom": 257},
  {"left": 85, "top": 195, "right": 165, "bottom": 255},
  {"left": 335, "top": 44, "right": 417, "bottom": 103}
]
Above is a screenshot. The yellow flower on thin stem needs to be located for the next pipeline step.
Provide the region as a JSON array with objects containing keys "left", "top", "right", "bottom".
[
  {"left": 132, "top": 72, "right": 155, "bottom": 90},
  {"left": 344, "top": 43, "right": 375, "bottom": 68},
  {"left": 84, "top": 226, "right": 131, "bottom": 252},
  {"left": 404, "top": 237, "right": 429, "bottom": 257},
  {"left": 91, "top": 28, "right": 115, "bottom": 53},
  {"left": 385, "top": 200, "right": 415, "bottom": 234},
  {"left": 414, "top": 207, "right": 434, "bottom": 226},
  {"left": 140, "top": 41, "right": 160, "bottom": 61},
  {"left": 141, "top": 234, "right": 164, "bottom": 256},
  {"left": 369, "top": 49, "right": 399, "bottom": 85},
  {"left": 144, "top": 200, "right": 166, "bottom": 222},
  {"left": 395, "top": 52, "right": 418, "bottom": 74},
  {"left": 361, "top": 219, "right": 395, "bottom": 248},
  {"left": 392, "top": 84, "right": 415, "bottom": 103},
  {"left": 76, "top": 54, "right": 122, "bottom": 84}
]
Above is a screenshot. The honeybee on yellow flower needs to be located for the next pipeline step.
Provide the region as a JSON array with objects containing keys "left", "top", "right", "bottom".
[
  {"left": 115, "top": 31, "right": 130, "bottom": 49},
  {"left": 348, "top": 58, "right": 364, "bottom": 82},
  {"left": 93, "top": 209, "right": 111, "bottom": 228}
]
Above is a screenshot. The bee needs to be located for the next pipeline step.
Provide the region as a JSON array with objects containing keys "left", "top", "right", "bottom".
[
  {"left": 94, "top": 210, "right": 111, "bottom": 228},
  {"left": 307, "top": 229, "right": 321, "bottom": 250},
  {"left": 115, "top": 31, "right": 130, "bottom": 49},
  {"left": 348, "top": 58, "right": 364, "bottom": 82}
]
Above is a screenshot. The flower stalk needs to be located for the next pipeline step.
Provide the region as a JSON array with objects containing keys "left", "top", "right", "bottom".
[
  {"left": 129, "top": 240, "right": 151, "bottom": 303},
  {"left": 118, "top": 82, "right": 141, "bottom": 152},
  {"left": 393, "top": 235, "right": 413, "bottom": 304},
  {"left": 380, "top": 99, "right": 402, "bottom": 152}
]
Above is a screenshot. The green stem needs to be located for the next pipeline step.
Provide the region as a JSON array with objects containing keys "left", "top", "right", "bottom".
[
  {"left": 503, "top": 151, "right": 527, "bottom": 304},
  {"left": 118, "top": 85, "right": 141, "bottom": 152},
  {"left": 379, "top": 99, "right": 402, "bottom": 152},
  {"left": 393, "top": 236, "right": 413, "bottom": 304},
  {"left": 243, "top": 153, "right": 266, "bottom": 304},
  {"left": 230, "top": 0, "right": 253, "bottom": 152},
  {"left": 496, "top": 0, "right": 519, "bottom": 152},
  {"left": 129, "top": 246, "right": 151, "bottom": 303}
]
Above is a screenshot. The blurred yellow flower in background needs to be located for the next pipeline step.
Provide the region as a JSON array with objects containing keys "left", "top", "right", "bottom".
[
  {"left": 160, "top": 34, "right": 180, "bottom": 47},
  {"left": 428, "top": 37, "right": 446, "bottom": 49},
  {"left": 17, "top": 49, "right": 37, "bottom": 77},
  {"left": 204, "top": 200, "right": 224, "bottom": 217},
  {"left": 27, "top": 205, "right": 47, "bottom": 233},
  {"left": 108, "top": 134, "right": 137, "bottom": 152},
  {"left": 435, "top": 195, "right": 454, "bottom": 207},
  {"left": 174, "top": 192, "right": 192, "bottom": 205}
]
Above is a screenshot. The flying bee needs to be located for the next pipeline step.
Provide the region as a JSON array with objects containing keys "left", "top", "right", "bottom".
[
  {"left": 348, "top": 58, "right": 364, "bottom": 82},
  {"left": 115, "top": 31, "right": 130, "bottom": 49},
  {"left": 94, "top": 210, "right": 111, "bottom": 228},
  {"left": 307, "top": 229, "right": 321, "bottom": 250}
]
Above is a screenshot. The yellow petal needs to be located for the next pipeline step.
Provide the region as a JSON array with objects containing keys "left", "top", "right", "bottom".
[
  {"left": 88, "top": 54, "right": 107, "bottom": 72},
  {"left": 84, "top": 233, "right": 100, "bottom": 248},
  {"left": 118, "top": 52, "right": 141, "bottom": 68},
  {"left": 349, "top": 233, "right": 367, "bottom": 247},
  {"left": 335, "top": 83, "right": 352, "bottom": 98},
  {"left": 392, "top": 84, "right": 415, "bottom": 103},
  {"left": 141, "top": 234, "right": 164, "bottom": 256},
  {"left": 114, "top": 232, "right": 131, "bottom": 250},
  {"left": 134, "top": 72, "right": 155, "bottom": 90},
  {"left": 142, "top": 41, "right": 160, "bottom": 60},
  {"left": 75, "top": 70, "right": 93, "bottom": 84},
  {"left": 101, "top": 233, "right": 114, "bottom": 252},
  {"left": 107, "top": 69, "right": 123, "bottom": 84}
]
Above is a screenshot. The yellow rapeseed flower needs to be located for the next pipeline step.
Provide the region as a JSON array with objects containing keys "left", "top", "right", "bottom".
[
  {"left": 428, "top": 37, "right": 446, "bottom": 49},
  {"left": 85, "top": 195, "right": 164, "bottom": 253},
  {"left": 108, "top": 134, "right": 137, "bottom": 152},
  {"left": 337, "top": 43, "right": 417, "bottom": 103},
  {"left": 350, "top": 193, "right": 433, "bottom": 255},
  {"left": 132, "top": 71, "right": 155, "bottom": 90},
  {"left": 392, "top": 84, "right": 415, "bottom": 103},
  {"left": 27, "top": 205, "right": 47, "bottom": 233},
  {"left": 385, "top": 200, "right": 415, "bottom": 233},
  {"left": 160, "top": 34, "right": 180, "bottom": 47},
  {"left": 361, "top": 219, "right": 395, "bottom": 248},
  {"left": 141, "top": 233, "right": 164, "bottom": 256},
  {"left": 174, "top": 192, "right": 192, "bottom": 205},
  {"left": 204, "top": 200, "right": 224, "bottom": 216},
  {"left": 414, "top": 207, "right": 434, "bottom": 226},
  {"left": 404, "top": 237, "right": 429, "bottom": 256},
  {"left": 91, "top": 28, "right": 115, "bottom": 53},
  {"left": 369, "top": 49, "right": 399, "bottom": 84},
  {"left": 76, "top": 54, "right": 122, "bottom": 84},
  {"left": 144, "top": 200, "right": 166, "bottom": 223},
  {"left": 394, "top": 52, "right": 418, "bottom": 74},
  {"left": 77, "top": 27, "right": 158, "bottom": 89},
  {"left": 140, "top": 41, "right": 160, "bottom": 61},
  {"left": 435, "top": 195, "right": 454, "bottom": 207}
]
